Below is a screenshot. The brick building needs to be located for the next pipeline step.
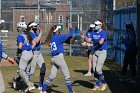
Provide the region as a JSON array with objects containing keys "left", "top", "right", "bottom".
[{"left": 12, "top": 0, "right": 70, "bottom": 32}]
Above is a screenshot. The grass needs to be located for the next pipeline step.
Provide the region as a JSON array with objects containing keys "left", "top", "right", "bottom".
[{"left": 1, "top": 55, "right": 139, "bottom": 93}]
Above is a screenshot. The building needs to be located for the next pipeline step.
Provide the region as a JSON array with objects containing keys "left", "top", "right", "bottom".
[{"left": 12, "top": 0, "right": 70, "bottom": 32}]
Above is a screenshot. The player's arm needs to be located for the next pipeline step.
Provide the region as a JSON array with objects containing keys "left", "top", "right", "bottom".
[
  {"left": 92, "top": 31, "right": 107, "bottom": 46},
  {"left": 34, "top": 28, "right": 42, "bottom": 44},
  {"left": 59, "top": 24, "right": 73, "bottom": 43},
  {"left": 2, "top": 52, "right": 15, "bottom": 64},
  {"left": 80, "top": 33, "right": 92, "bottom": 43}
]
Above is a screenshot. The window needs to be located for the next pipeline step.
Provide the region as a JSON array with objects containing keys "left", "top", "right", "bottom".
[
  {"left": 56, "top": 0, "right": 60, "bottom": 4},
  {"left": 47, "top": 0, "right": 51, "bottom": 4},
  {"left": 59, "top": 15, "right": 63, "bottom": 23},
  {"left": 20, "top": 15, "right": 25, "bottom": 22},
  {"left": 35, "top": 15, "right": 39, "bottom": 23}
]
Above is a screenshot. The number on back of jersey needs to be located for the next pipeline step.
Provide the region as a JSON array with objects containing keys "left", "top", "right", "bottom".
[{"left": 50, "top": 42, "right": 57, "bottom": 51}]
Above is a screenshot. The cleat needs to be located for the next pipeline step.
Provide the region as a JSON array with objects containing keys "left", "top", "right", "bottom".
[
  {"left": 29, "top": 85, "right": 35, "bottom": 91},
  {"left": 24, "top": 85, "right": 35, "bottom": 92},
  {"left": 38, "top": 86, "right": 42, "bottom": 90},
  {"left": 91, "top": 86, "right": 100, "bottom": 91},
  {"left": 99, "top": 84, "right": 107, "bottom": 91},
  {"left": 13, "top": 81, "right": 16, "bottom": 89},
  {"left": 12, "top": 78, "right": 16, "bottom": 89},
  {"left": 84, "top": 72, "right": 92, "bottom": 76},
  {"left": 40, "top": 91, "right": 47, "bottom": 93}
]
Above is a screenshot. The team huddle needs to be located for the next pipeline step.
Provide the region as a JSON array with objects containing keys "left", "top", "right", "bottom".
[{"left": 0, "top": 20, "right": 108, "bottom": 93}]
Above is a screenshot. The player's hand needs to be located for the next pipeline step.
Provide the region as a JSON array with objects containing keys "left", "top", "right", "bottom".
[
  {"left": 38, "top": 27, "right": 42, "bottom": 33},
  {"left": 82, "top": 42, "right": 86, "bottom": 46},
  {"left": 68, "top": 22, "right": 72, "bottom": 28},
  {"left": 80, "top": 33, "right": 85, "bottom": 39}
]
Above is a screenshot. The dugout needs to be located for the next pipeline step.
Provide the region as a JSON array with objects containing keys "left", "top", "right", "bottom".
[{"left": 113, "top": 7, "right": 137, "bottom": 65}]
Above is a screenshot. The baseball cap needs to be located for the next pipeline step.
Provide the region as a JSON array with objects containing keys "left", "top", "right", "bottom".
[
  {"left": 94, "top": 21, "right": 102, "bottom": 25},
  {"left": 28, "top": 22, "right": 38, "bottom": 27},
  {"left": 89, "top": 24, "right": 95, "bottom": 28}
]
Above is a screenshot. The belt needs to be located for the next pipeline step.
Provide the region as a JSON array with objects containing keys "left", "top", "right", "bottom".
[
  {"left": 23, "top": 49, "right": 32, "bottom": 51},
  {"left": 32, "top": 49, "right": 40, "bottom": 51},
  {"left": 97, "top": 49, "right": 104, "bottom": 51},
  {"left": 52, "top": 53, "right": 60, "bottom": 57}
]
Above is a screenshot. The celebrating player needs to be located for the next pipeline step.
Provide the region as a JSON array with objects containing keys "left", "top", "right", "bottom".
[
  {"left": 12, "top": 21, "right": 29, "bottom": 89},
  {"left": 17, "top": 21, "right": 36, "bottom": 92},
  {"left": 81, "top": 24, "right": 95, "bottom": 76},
  {"left": 40, "top": 23, "right": 74, "bottom": 93},
  {"left": 27, "top": 21, "right": 46, "bottom": 90}
]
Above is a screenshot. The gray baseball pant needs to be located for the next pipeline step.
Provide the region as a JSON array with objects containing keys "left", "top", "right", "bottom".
[
  {"left": 48, "top": 53, "right": 71, "bottom": 80},
  {"left": 93, "top": 50, "right": 107, "bottom": 75},
  {"left": 28, "top": 51, "right": 45, "bottom": 75},
  {"left": 0, "top": 70, "right": 5, "bottom": 93},
  {"left": 18, "top": 50, "right": 34, "bottom": 87}
]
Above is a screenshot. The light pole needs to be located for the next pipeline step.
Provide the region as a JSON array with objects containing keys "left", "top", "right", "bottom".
[
  {"left": 68, "top": 1, "right": 72, "bottom": 56},
  {"left": 37, "top": 0, "right": 40, "bottom": 24},
  {"left": 0, "top": 0, "right": 1, "bottom": 19}
]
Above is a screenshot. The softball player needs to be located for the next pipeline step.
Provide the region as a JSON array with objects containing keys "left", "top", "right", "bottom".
[
  {"left": 27, "top": 21, "right": 46, "bottom": 90},
  {"left": 17, "top": 21, "right": 37, "bottom": 92},
  {"left": 0, "top": 19, "right": 15, "bottom": 93},
  {"left": 90, "top": 21, "right": 108, "bottom": 91},
  {"left": 12, "top": 22, "right": 32, "bottom": 89},
  {"left": 0, "top": 42, "right": 15, "bottom": 93},
  {"left": 40, "top": 23, "right": 74, "bottom": 93},
  {"left": 82, "top": 24, "right": 95, "bottom": 76}
]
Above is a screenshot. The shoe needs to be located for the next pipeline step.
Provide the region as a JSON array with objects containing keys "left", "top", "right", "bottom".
[
  {"left": 40, "top": 91, "right": 47, "bottom": 93},
  {"left": 13, "top": 81, "right": 16, "bottom": 89},
  {"left": 91, "top": 86, "right": 100, "bottom": 91},
  {"left": 84, "top": 72, "right": 92, "bottom": 76},
  {"left": 12, "top": 78, "right": 16, "bottom": 89},
  {"left": 99, "top": 84, "right": 107, "bottom": 91},
  {"left": 29, "top": 85, "right": 35, "bottom": 91},
  {"left": 24, "top": 84, "right": 35, "bottom": 92},
  {"left": 38, "top": 86, "right": 42, "bottom": 90}
]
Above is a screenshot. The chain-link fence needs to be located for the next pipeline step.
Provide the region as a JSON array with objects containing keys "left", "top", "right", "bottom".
[{"left": 0, "top": 0, "right": 114, "bottom": 57}]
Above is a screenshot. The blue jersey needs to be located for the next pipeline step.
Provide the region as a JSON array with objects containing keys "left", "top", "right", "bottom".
[
  {"left": 17, "top": 32, "right": 32, "bottom": 51},
  {"left": 85, "top": 29, "right": 93, "bottom": 50},
  {"left": 50, "top": 28, "right": 73, "bottom": 56},
  {"left": 90, "top": 29, "right": 108, "bottom": 50},
  {"left": 0, "top": 40, "right": 2, "bottom": 61},
  {"left": 30, "top": 31, "right": 41, "bottom": 51}
]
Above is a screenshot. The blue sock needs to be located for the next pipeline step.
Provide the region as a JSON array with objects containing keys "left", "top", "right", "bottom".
[
  {"left": 99, "top": 73, "right": 106, "bottom": 84},
  {"left": 95, "top": 80, "right": 100, "bottom": 86},
  {"left": 27, "top": 73, "right": 30, "bottom": 81},
  {"left": 15, "top": 76, "right": 21, "bottom": 81},
  {"left": 39, "top": 79, "right": 43, "bottom": 87},
  {"left": 66, "top": 78, "right": 73, "bottom": 93},
  {"left": 42, "top": 77, "right": 52, "bottom": 92},
  {"left": 42, "top": 83, "right": 49, "bottom": 92}
]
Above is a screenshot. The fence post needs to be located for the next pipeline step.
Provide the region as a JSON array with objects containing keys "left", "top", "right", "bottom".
[
  {"left": 69, "top": 44, "right": 72, "bottom": 56},
  {"left": 137, "top": 0, "right": 140, "bottom": 75}
]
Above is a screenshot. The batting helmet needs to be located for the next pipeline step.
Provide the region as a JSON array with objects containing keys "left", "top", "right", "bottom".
[{"left": 17, "top": 22, "right": 27, "bottom": 29}]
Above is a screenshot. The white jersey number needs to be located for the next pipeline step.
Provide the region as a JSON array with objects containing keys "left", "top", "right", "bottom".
[{"left": 50, "top": 42, "right": 57, "bottom": 51}]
